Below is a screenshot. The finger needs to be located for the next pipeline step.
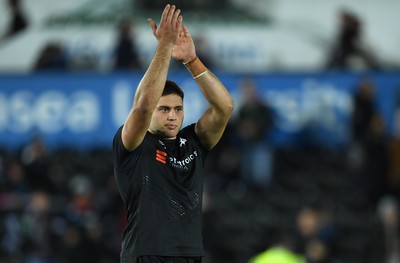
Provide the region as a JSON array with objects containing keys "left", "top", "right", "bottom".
[
  {"left": 173, "top": 8, "right": 181, "bottom": 24},
  {"left": 182, "top": 24, "right": 190, "bottom": 37},
  {"left": 161, "top": 4, "right": 171, "bottom": 22},
  {"left": 147, "top": 18, "right": 157, "bottom": 34},
  {"left": 176, "top": 15, "right": 183, "bottom": 29},
  {"left": 179, "top": 26, "right": 184, "bottom": 38},
  {"left": 166, "top": 5, "right": 176, "bottom": 22}
]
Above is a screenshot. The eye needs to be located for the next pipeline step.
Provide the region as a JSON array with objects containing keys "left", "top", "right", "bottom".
[
  {"left": 176, "top": 107, "right": 183, "bottom": 112},
  {"left": 160, "top": 107, "right": 169, "bottom": 113}
]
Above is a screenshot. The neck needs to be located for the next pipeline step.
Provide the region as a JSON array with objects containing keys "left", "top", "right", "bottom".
[{"left": 148, "top": 129, "right": 176, "bottom": 140}]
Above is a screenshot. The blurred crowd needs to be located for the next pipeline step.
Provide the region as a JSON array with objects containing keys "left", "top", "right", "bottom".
[
  {"left": 0, "top": 140, "right": 123, "bottom": 263},
  {"left": 1, "top": 0, "right": 397, "bottom": 72},
  {"left": 202, "top": 76, "right": 400, "bottom": 263},
  {"left": 1, "top": 74, "right": 400, "bottom": 263},
  {"left": 31, "top": 8, "right": 392, "bottom": 72}
]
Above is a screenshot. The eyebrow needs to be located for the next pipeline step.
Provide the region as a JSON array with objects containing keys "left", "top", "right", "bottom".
[{"left": 158, "top": 105, "right": 183, "bottom": 109}]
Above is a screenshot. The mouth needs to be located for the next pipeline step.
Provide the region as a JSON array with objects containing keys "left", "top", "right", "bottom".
[{"left": 166, "top": 124, "right": 178, "bottom": 130}]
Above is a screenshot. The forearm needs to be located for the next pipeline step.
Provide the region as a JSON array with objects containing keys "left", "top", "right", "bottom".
[
  {"left": 121, "top": 45, "right": 173, "bottom": 150},
  {"left": 185, "top": 57, "right": 233, "bottom": 115},
  {"left": 197, "top": 71, "right": 234, "bottom": 115},
  {"left": 185, "top": 57, "right": 233, "bottom": 149},
  {"left": 133, "top": 45, "right": 173, "bottom": 111}
]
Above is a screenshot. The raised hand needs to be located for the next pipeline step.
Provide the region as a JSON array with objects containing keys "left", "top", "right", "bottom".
[
  {"left": 173, "top": 24, "right": 197, "bottom": 63},
  {"left": 147, "top": 4, "right": 183, "bottom": 48}
]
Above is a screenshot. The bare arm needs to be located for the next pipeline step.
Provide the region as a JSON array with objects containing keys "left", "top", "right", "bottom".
[
  {"left": 121, "top": 4, "right": 182, "bottom": 151},
  {"left": 192, "top": 67, "right": 234, "bottom": 150},
  {"left": 173, "top": 25, "right": 234, "bottom": 150}
]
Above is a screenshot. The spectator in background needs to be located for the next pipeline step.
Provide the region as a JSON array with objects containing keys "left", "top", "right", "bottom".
[
  {"left": 2, "top": 160, "right": 28, "bottom": 195},
  {"left": 378, "top": 196, "right": 400, "bottom": 263},
  {"left": 347, "top": 77, "right": 385, "bottom": 202},
  {"left": 361, "top": 113, "right": 390, "bottom": 204},
  {"left": 234, "top": 78, "right": 274, "bottom": 190},
  {"left": 347, "top": 77, "right": 390, "bottom": 204},
  {"left": 1, "top": 0, "right": 28, "bottom": 42},
  {"left": 22, "top": 191, "right": 58, "bottom": 263},
  {"left": 33, "top": 41, "right": 68, "bottom": 71},
  {"left": 294, "top": 206, "right": 336, "bottom": 263},
  {"left": 351, "top": 77, "right": 377, "bottom": 143},
  {"left": 248, "top": 245, "right": 304, "bottom": 263},
  {"left": 113, "top": 19, "right": 142, "bottom": 71},
  {"left": 21, "top": 138, "right": 53, "bottom": 193},
  {"left": 326, "top": 9, "right": 380, "bottom": 71},
  {"left": 366, "top": 196, "right": 400, "bottom": 263},
  {"left": 248, "top": 205, "right": 337, "bottom": 263}
]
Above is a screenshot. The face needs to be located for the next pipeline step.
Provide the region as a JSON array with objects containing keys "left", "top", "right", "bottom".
[{"left": 148, "top": 94, "right": 184, "bottom": 139}]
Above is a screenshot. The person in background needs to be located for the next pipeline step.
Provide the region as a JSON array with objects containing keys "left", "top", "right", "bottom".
[
  {"left": 112, "top": 4, "right": 233, "bottom": 263},
  {"left": 33, "top": 41, "right": 68, "bottom": 71},
  {"left": 351, "top": 78, "right": 377, "bottom": 143},
  {"left": 347, "top": 77, "right": 389, "bottom": 204},
  {"left": 113, "top": 19, "right": 142, "bottom": 71},
  {"left": 1, "top": 0, "right": 28, "bottom": 42},
  {"left": 235, "top": 78, "right": 274, "bottom": 190},
  {"left": 366, "top": 196, "right": 400, "bottom": 263},
  {"left": 326, "top": 9, "right": 380, "bottom": 71}
]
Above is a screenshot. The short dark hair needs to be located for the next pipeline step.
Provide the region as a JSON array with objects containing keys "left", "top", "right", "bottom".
[{"left": 162, "top": 80, "right": 184, "bottom": 99}]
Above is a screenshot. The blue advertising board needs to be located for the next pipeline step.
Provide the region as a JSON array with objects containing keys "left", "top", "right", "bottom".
[{"left": 0, "top": 71, "right": 399, "bottom": 151}]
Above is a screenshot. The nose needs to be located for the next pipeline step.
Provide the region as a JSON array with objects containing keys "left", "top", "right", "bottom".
[{"left": 167, "top": 110, "right": 176, "bottom": 120}]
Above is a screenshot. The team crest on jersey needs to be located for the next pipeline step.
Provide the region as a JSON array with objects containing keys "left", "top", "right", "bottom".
[
  {"left": 155, "top": 136, "right": 197, "bottom": 169},
  {"left": 179, "top": 137, "right": 187, "bottom": 147}
]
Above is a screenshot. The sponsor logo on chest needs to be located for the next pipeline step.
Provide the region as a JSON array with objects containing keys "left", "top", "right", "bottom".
[{"left": 155, "top": 137, "right": 198, "bottom": 170}]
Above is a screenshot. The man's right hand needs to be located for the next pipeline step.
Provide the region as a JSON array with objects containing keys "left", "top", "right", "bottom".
[{"left": 147, "top": 4, "right": 182, "bottom": 49}]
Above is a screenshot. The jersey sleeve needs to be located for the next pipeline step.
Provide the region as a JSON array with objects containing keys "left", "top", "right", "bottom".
[
  {"left": 113, "top": 125, "right": 144, "bottom": 170},
  {"left": 113, "top": 126, "right": 143, "bottom": 201},
  {"left": 112, "top": 125, "right": 129, "bottom": 169}
]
